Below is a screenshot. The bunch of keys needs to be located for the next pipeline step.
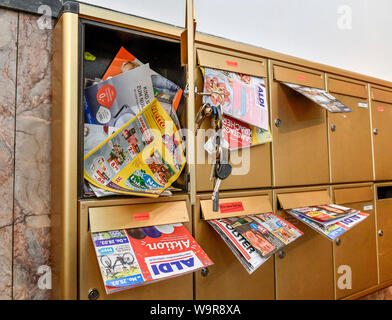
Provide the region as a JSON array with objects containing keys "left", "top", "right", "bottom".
[{"left": 195, "top": 100, "right": 232, "bottom": 212}]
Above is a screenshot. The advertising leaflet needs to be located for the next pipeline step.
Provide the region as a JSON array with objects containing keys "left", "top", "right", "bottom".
[
  {"left": 84, "top": 63, "right": 154, "bottom": 127},
  {"left": 288, "top": 204, "right": 359, "bottom": 228},
  {"left": 286, "top": 208, "right": 369, "bottom": 241},
  {"left": 102, "top": 46, "right": 183, "bottom": 112},
  {"left": 225, "top": 213, "right": 303, "bottom": 259},
  {"left": 281, "top": 82, "right": 352, "bottom": 113},
  {"left": 84, "top": 99, "right": 185, "bottom": 197},
  {"left": 92, "top": 224, "right": 213, "bottom": 294},
  {"left": 204, "top": 115, "right": 272, "bottom": 153},
  {"left": 208, "top": 219, "right": 269, "bottom": 274},
  {"left": 202, "top": 67, "right": 272, "bottom": 133}
]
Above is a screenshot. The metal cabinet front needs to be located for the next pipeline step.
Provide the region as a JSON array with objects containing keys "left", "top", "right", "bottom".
[
  {"left": 78, "top": 196, "right": 193, "bottom": 300},
  {"left": 371, "top": 86, "right": 392, "bottom": 181},
  {"left": 195, "top": 46, "right": 272, "bottom": 192},
  {"left": 194, "top": 190, "right": 275, "bottom": 300},
  {"left": 270, "top": 61, "right": 329, "bottom": 187},
  {"left": 274, "top": 186, "right": 334, "bottom": 300},
  {"left": 375, "top": 183, "right": 392, "bottom": 284},
  {"left": 332, "top": 184, "right": 378, "bottom": 299},
  {"left": 327, "top": 76, "right": 373, "bottom": 183}
]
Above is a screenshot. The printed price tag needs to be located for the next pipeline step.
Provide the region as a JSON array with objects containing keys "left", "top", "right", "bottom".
[
  {"left": 358, "top": 102, "right": 368, "bottom": 108},
  {"left": 363, "top": 205, "right": 373, "bottom": 211},
  {"left": 219, "top": 202, "right": 244, "bottom": 213},
  {"left": 378, "top": 106, "right": 384, "bottom": 112},
  {"left": 133, "top": 213, "right": 150, "bottom": 221},
  {"left": 297, "top": 74, "right": 307, "bottom": 81}
]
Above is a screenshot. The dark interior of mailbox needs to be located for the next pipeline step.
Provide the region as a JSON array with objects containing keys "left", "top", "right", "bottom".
[{"left": 78, "top": 20, "right": 187, "bottom": 199}]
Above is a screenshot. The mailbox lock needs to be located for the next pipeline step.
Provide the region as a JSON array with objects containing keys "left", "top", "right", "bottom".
[
  {"left": 278, "top": 250, "right": 286, "bottom": 259},
  {"left": 379, "top": 230, "right": 384, "bottom": 237},
  {"left": 373, "top": 128, "right": 379, "bottom": 135},
  {"left": 88, "top": 288, "right": 99, "bottom": 300},
  {"left": 201, "top": 267, "right": 209, "bottom": 277},
  {"left": 331, "top": 124, "right": 336, "bottom": 132},
  {"left": 274, "top": 118, "right": 282, "bottom": 127},
  {"left": 336, "top": 238, "right": 341, "bottom": 246}
]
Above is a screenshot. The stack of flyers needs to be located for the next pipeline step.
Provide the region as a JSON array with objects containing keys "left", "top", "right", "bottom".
[
  {"left": 208, "top": 213, "right": 303, "bottom": 273},
  {"left": 286, "top": 205, "right": 369, "bottom": 241},
  {"left": 92, "top": 223, "right": 213, "bottom": 295}
]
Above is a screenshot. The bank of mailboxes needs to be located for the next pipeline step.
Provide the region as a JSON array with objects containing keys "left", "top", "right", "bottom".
[
  {"left": 78, "top": 196, "right": 193, "bottom": 300},
  {"left": 53, "top": 2, "right": 392, "bottom": 301}
]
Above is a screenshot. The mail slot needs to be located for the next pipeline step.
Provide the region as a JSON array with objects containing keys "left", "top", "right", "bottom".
[
  {"left": 375, "top": 183, "right": 392, "bottom": 284},
  {"left": 270, "top": 61, "right": 329, "bottom": 187},
  {"left": 327, "top": 75, "right": 373, "bottom": 183},
  {"left": 371, "top": 85, "right": 392, "bottom": 180},
  {"left": 78, "top": 195, "right": 193, "bottom": 300},
  {"left": 194, "top": 190, "right": 275, "bottom": 299},
  {"left": 274, "top": 186, "right": 334, "bottom": 300},
  {"left": 195, "top": 45, "right": 272, "bottom": 192},
  {"left": 331, "top": 183, "right": 377, "bottom": 299}
]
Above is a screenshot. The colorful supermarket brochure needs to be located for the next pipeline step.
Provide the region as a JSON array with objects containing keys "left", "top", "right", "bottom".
[
  {"left": 281, "top": 82, "right": 352, "bottom": 113},
  {"left": 286, "top": 205, "right": 369, "bottom": 241},
  {"left": 92, "top": 224, "right": 213, "bottom": 294},
  {"left": 202, "top": 67, "right": 271, "bottom": 132}
]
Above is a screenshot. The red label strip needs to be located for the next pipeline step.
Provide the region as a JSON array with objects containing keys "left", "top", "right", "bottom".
[
  {"left": 133, "top": 213, "right": 150, "bottom": 221},
  {"left": 226, "top": 60, "right": 238, "bottom": 67},
  {"left": 297, "top": 74, "right": 307, "bottom": 81},
  {"left": 219, "top": 202, "right": 244, "bottom": 214}
]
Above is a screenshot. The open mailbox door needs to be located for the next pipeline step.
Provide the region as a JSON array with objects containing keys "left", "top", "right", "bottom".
[
  {"left": 79, "top": 197, "right": 197, "bottom": 300},
  {"left": 195, "top": 46, "right": 272, "bottom": 192},
  {"left": 194, "top": 191, "right": 275, "bottom": 299},
  {"left": 274, "top": 187, "right": 334, "bottom": 300}
]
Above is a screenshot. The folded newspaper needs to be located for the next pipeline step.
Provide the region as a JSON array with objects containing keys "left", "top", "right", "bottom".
[
  {"left": 92, "top": 224, "right": 213, "bottom": 294},
  {"left": 84, "top": 99, "right": 185, "bottom": 197},
  {"left": 208, "top": 213, "right": 303, "bottom": 274},
  {"left": 286, "top": 204, "right": 369, "bottom": 241}
]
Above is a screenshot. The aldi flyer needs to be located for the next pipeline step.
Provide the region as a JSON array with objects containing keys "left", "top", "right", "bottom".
[
  {"left": 92, "top": 224, "right": 213, "bottom": 295},
  {"left": 84, "top": 99, "right": 185, "bottom": 197}
]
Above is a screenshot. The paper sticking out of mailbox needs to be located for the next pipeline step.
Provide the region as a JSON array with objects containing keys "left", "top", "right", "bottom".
[
  {"left": 281, "top": 81, "right": 352, "bottom": 113},
  {"left": 201, "top": 67, "right": 272, "bottom": 150},
  {"left": 91, "top": 223, "right": 213, "bottom": 295},
  {"left": 285, "top": 204, "right": 369, "bottom": 241},
  {"left": 208, "top": 213, "right": 303, "bottom": 274},
  {"left": 84, "top": 98, "right": 186, "bottom": 197}
]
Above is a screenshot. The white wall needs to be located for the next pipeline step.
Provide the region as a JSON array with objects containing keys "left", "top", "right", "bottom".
[{"left": 79, "top": 0, "right": 392, "bottom": 82}]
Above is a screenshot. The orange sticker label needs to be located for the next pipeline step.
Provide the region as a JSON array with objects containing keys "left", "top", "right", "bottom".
[
  {"left": 226, "top": 60, "right": 238, "bottom": 67},
  {"left": 378, "top": 106, "right": 384, "bottom": 112},
  {"left": 96, "top": 84, "right": 116, "bottom": 108},
  {"left": 133, "top": 213, "right": 150, "bottom": 221},
  {"left": 219, "top": 202, "right": 244, "bottom": 213},
  {"left": 297, "top": 74, "right": 307, "bottom": 81}
]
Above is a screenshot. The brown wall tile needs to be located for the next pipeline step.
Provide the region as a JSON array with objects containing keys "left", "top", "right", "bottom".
[{"left": 0, "top": 8, "right": 18, "bottom": 300}]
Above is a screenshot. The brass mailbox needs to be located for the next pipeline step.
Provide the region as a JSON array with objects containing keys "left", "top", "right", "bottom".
[
  {"left": 79, "top": 195, "right": 193, "bottom": 300},
  {"left": 327, "top": 75, "right": 373, "bottom": 183},
  {"left": 273, "top": 186, "right": 334, "bottom": 300},
  {"left": 194, "top": 190, "right": 275, "bottom": 300},
  {"left": 375, "top": 183, "right": 392, "bottom": 284},
  {"left": 371, "top": 85, "right": 392, "bottom": 181},
  {"left": 194, "top": 45, "right": 272, "bottom": 192},
  {"left": 51, "top": 2, "right": 194, "bottom": 299},
  {"left": 331, "top": 183, "right": 378, "bottom": 299},
  {"left": 269, "top": 61, "right": 329, "bottom": 187}
]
